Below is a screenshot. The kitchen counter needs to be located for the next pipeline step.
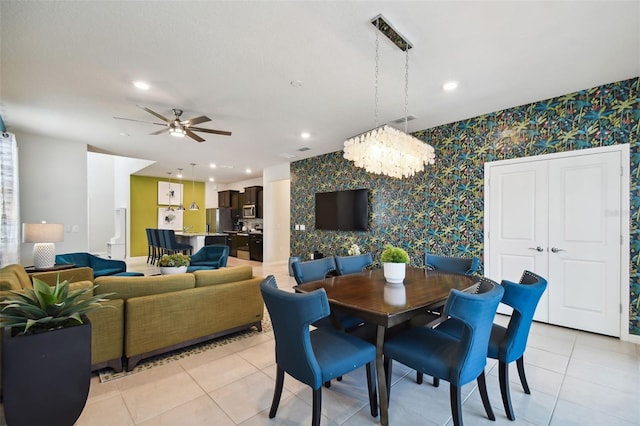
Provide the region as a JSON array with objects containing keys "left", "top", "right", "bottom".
[{"left": 174, "top": 232, "right": 229, "bottom": 253}]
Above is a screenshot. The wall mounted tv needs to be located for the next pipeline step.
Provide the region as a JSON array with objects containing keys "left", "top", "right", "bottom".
[{"left": 315, "top": 189, "right": 369, "bottom": 231}]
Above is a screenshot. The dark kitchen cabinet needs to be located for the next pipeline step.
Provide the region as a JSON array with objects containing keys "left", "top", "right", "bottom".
[
  {"left": 227, "top": 233, "right": 238, "bottom": 257},
  {"left": 244, "top": 186, "right": 262, "bottom": 205},
  {"left": 249, "top": 233, "right": 263, "bottom": 262},
  {"left": 218, "top": 190, "right": 239, "bottom": 209}
]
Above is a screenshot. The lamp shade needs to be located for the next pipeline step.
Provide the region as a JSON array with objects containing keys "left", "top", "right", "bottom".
[{"left": 22, "top": 223, "right": 64, "bottom": 243}]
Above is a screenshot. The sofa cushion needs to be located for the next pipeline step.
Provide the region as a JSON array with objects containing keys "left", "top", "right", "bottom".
[
  {"left": 0, "top": 264, "right": 32, "bottom": 291},
  {"left": 94, "top": 273, "right": 195, "bottom": 300},
  {"left": 31, "top": 267, "right": 94, "bottom": 286},
  {"left": 193, "top": 265, "right": 253, "bottom": 288}
]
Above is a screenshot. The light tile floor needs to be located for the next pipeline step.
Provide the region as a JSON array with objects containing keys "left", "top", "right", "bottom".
[{"left": 23, "top": 258, "right": 640, "bottom": 425}]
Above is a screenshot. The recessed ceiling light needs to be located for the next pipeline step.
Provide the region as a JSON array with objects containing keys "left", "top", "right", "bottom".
[
  {"left": 290, "top": 80, "right": 303, "bottom": 87},
  {"left": 119, "top": 132, "right": 129, "bottom": 137},
  {"left": 301, "top": 132, "right": 311, "bottom": 139},
  {"left": 209, "top": 177, "right": 215, "bottom": 182},
  {"left": 209, "top": 163, "right": 216, "bottom": 168},
  {"left": 443, "top": 81, "right": 459, "bottom": 91},
  {"left": 133, "top": 81, "right": 150, "bottom": 90},
  {"left": 245, "top": 168, "right": 252, "bottom": 174}
]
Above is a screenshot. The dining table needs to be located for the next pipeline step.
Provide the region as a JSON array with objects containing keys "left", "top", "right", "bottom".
[{"left": 294, "top": 266, "right": 477, "bottom": 426}]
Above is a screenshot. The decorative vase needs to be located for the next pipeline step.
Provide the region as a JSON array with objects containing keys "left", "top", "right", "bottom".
[
  {"left": 2, "top": 321, "right": 91, "bottom": 426},
  {"left": 160, "top": 266, "right": 188, "bottom": 275},
  {"left": 383, "top": 262, "right": 406, "bottom": 284}
]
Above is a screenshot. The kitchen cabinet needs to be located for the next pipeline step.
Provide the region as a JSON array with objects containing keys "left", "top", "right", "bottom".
[
  {"left": 218, "top": 190, "right": 239, "bottom": 209},
  {"left": 244, "top": 186, "right": 262, "bottom": 205},
  {"left": 249, "top": 233, "right": 263, "bottom": 262},
  {"left": 227, "top": 233, "right": 238, "bottom": 257}
]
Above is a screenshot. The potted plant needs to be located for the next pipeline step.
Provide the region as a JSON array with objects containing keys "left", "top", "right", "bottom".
[
  {"left": 380, "top": 244, "right": 410, "bottom": 284},
  {"left": 0, "top": 275, "right": 112, "bottom": 426},
  {"left": 158, "top": 253, "right": 190, "bottom": 274}
]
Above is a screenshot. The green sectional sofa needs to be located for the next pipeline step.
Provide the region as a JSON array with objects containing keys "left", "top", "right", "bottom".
[
  {"left": 94, "top": 265, "right": 264, "bottom": 370},
  {"left": 0, "top": 264, "right": 264, "bottom": 377}
]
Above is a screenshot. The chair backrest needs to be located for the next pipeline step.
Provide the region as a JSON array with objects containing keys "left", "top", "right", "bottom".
[
  {"left": 442, "top": 277, "right": 504, "bottom": 385},
  {"left": 498, "top": 271, "right": 548, "bottom": 361},
  {"left": 145, "top": 228, "right": 153, "bottom": 246},
  {"left": 425, "top": 253, "right": 479, "bottom": 275},
  {"left": 335, "top": 253, "right": 373, "bottom": 275},
  {"left": 291, "top": 257, "right": 337, "bottom": 285},
  {"left": 157, "top": 229, "right": 169, "bottom": 250},
  {"left": 166, "top": 229, "right": 179, "bottom": 249},
  {"left": 260, "top": 275, "right": 329, "bottom": 388}
]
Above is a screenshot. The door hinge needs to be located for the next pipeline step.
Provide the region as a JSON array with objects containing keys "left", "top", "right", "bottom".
[
  {"left": 620, "top": 235, "right": 623, "bottom": 245},
  {"left": 620, "top": 304, "right": 622, "bottom": 314},
  {"left": 620, "top": 166, "right": 623, "bottom": 177}
]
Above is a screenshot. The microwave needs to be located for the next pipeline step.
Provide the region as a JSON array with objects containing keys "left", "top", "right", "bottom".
[{"left": 242, "top": 204, "right": 256, "bottom": 218}]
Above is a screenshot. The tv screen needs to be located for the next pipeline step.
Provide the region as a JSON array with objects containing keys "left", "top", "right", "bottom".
[{"left": 315, "top": 189, "right": 368, "bottom": 231}]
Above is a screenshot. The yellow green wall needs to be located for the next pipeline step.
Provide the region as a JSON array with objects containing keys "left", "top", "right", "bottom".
[{"left": 130, "top": 175, "right": 206, "bottom": 256}]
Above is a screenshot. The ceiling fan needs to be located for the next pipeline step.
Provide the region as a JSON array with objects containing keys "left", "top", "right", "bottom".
[{"left": 114, "top": 106, "right": 232, "bottom": 142}]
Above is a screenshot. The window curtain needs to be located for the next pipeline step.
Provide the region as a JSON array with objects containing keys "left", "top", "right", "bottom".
[{"left": 0, "top": 131, "right": 20, "bottom": 266}]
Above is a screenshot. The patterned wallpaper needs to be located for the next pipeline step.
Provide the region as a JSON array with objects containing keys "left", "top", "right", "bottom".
[{"left": 290, "top": 77, "right": 639, "bottom": 335}]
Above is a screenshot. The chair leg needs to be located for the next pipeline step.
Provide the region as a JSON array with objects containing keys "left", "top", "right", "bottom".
[
  {"left": 433, "top": 377, "right": 440, "bottom": 387},
  {"left": 269, "top": 366, "right": 285, "bottom": 419},
  {"left": 366, "top": 362, "right": 378, "bottom": 417},
  {"left": 516, "top": 356, "right": 530, "bottom": 394},
  {"left": 477, "top": 370, "right": 495, "bottom": 421},
  {"left": 312, "top": 388, "right": 322, "bottom": 426},
  {"left": 450, "top": 384, "right": 463, "bottom": 426},
  {"left": 324, "top": 381, "right": 331, "bottom": 388},
  {"left": 336, "top": 376, "right": 343, "bottom": 381},
  {"left": 383, "top": 356, "right": 392, "bottom": 405},
  {"left": 499, "top": 360, "right": 516, "bottom": 421},
  {"left": 416, "top": 371, "right": 423, "bottom": 384}
]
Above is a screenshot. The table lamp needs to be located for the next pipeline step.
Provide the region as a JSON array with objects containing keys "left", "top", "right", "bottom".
[{"left": 22, "top": 222, "right": 64, "bottom": 269}]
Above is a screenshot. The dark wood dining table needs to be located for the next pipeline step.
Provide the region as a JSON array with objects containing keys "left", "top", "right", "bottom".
[{"left": 295, "top": 267, "right": 476, "bottom": 426}]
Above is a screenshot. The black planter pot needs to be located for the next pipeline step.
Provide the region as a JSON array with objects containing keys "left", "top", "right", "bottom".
[{"left": 2, "top": 320, "right": 91, "bottom": 426}]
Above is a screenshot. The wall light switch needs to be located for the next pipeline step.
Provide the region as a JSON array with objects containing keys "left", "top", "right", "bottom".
[
  {"left": 65, "top": 225, "right": 72, "bottom": 233},
  {"left": 72, "top": 225, "right": 79, "bottom": 233},
  {"left": 300, "top": 225, "right": 306, "bottom": 231},
  {"left": 295, "top": 224, "right": 300, "bottom": 230}
]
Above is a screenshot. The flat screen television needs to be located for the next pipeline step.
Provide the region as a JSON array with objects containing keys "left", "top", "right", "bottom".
[{"left": 315, "top": 189, "right": 369, "bottom": 231}]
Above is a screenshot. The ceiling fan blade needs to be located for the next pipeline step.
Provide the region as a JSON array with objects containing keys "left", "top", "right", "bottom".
[
  {"left": 137, "top": 105, "right": 170, "bottom": 123},
  {"left": 189, "top": 126, "right": 232, "bottom": 136},
  {"left": 185, "top": 129, "right": 205, "bottom": 142},
  {"left": 184, "top": 115, "right": 211, "bottom": 126},
  {"left": 113, "top": 117, "right": 165, "bottom": 126},
  {"left": 149, "top": 127, "right": 169, "bottom": 135}
]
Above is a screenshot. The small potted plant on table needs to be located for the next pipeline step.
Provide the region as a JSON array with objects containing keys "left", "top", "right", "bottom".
[
  {"left": 158, "top": 253, "right": 191, "bottom": 274},
  {"left": 380, "top": 244, "right": 410, "bottom": 284}
]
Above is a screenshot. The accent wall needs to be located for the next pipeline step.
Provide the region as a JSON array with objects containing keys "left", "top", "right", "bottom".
[{"left": 290, "top": 77, "right": 639, "bottom": 335}]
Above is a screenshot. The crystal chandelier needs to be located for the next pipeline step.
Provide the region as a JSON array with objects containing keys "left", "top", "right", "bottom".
[{"left": 343, "top": 15, "right": 435, "bottom": 179}]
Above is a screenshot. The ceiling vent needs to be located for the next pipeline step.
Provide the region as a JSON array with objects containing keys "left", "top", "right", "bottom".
[{"left": 298, "top": 147, "right": 311, "bottom": 152}]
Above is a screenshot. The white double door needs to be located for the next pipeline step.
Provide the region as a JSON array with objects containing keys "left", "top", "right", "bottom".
[{"left": 485, "top": 147, "right": 624, "bottom": 336}]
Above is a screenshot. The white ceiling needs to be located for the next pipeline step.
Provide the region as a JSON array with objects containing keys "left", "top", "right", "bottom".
[{"left": 1, "top": 1, "right": 639, "bottom": 184}]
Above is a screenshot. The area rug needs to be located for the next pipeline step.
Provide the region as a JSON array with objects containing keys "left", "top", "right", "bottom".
[{"left": 98, "top": 310, "right": 272, "bottom": 383}]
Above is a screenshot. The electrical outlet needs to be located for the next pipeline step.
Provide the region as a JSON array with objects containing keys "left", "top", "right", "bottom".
[
  {"left": 300, "top": 224, "right": 306, "bottom": 231},
  {"left": 72, "top": 225, "right": 79, "bottom": 233}
]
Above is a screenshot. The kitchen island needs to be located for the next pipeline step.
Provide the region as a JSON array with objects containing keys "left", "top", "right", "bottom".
[{"left": 174, "top": 232, "right": 228, "bottom": 253}]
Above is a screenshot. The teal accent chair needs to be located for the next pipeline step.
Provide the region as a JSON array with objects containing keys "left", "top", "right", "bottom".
[
  {"left": 425, "top": 253, "right": 479, "bottom": 275},
  {"left": 335, "top": 253, "right": 373, "bottom": 275},
  {"left": 187, "top": 245, "right": 229, "bottom": 272},
  {"left": 383, "top": 278, "right": 504, "bottom": 426},
  {"left": 55, "top": 252, "right": 137, "bottom": 277},
  {"left": 260, "top": 275, "right": 378, "bottom": 426}
]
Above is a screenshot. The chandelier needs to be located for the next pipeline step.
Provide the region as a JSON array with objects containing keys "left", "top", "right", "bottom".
[{"left": 343, "top": 15, "right": 435, "bottom": 179}]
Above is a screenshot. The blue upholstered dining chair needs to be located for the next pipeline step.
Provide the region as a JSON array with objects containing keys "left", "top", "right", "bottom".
[
  {"left": 383, "top": 277, "right": 504, "bottom": 426},
  {"left": 335, "top": 253, "right": 373, "bottom": 275},
  {"left": 292, "top": 257, "right": 363, "bottom": 332},
  {"left": 291, "top": 257, "right": 337, "bottom": 285},
  {"left": 489, "top": 270, "right": 547, "bottom": 420},
  {"left": 425, "top": 253, "right": 479, "bottom": 275},
  {"left": 260, "top": 276, "right": 378, "bottom": 426},
  {"left": 187, "top": 244, "right": 229, "bottom": 272}
]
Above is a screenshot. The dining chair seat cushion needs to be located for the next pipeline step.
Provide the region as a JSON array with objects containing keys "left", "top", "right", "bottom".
[
  {"left": 384, "top": 326, "right": 463, "bottom": 382},
  {"left": 310, "top": 327, "right": 376, "bottom": 383}
]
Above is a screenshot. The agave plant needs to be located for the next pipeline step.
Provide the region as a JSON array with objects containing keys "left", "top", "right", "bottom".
[{"left": 0, "top": 275, "right": 112, "bottom": 335}]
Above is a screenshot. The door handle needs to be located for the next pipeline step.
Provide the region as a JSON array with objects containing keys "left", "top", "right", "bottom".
[
  {"left": 528, "top": 246, "right": 544, "bottom": 252},
  {"left": 551, "top": 247, "right": 565, "bottom": 253}
]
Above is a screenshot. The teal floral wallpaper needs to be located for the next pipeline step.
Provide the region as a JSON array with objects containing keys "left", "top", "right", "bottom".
[{"left": 290, "top": 77, "right": 639, "bottom": 335}]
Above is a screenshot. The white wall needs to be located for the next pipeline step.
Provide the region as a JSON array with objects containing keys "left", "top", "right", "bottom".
[
  {"left": 263, "top": 163, "right": 290, "bottom": 263},
  {"left": 87, "top": 152, "right": 115, "bottom": 254},
  {"left": 17, "top": 131, "right": 88, "bottom": 265}
]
